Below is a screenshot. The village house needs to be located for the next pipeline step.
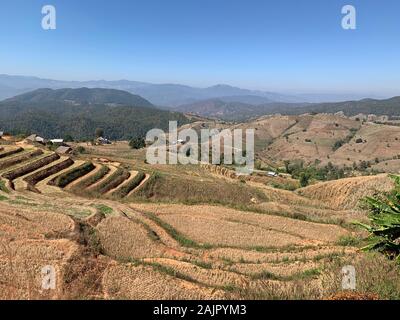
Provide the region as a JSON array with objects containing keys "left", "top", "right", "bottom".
[
  {"left": 55, "top": 146, "right": 72, "bottom": 154},
  {"left": 26, "top": 134, "right": 47, "bottom": 144},
  {"left": 96, "top": 137, "right": 112, "bottom": 145}
]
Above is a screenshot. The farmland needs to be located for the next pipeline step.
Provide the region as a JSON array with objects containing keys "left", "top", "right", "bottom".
[{"left": 0, "top": 133, "right": 399, "bottom": 300}]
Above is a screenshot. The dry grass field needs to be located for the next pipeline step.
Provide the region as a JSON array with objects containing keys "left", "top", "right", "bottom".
[{"left": 0, "top": 133, "right": 399, "bottom": 300}]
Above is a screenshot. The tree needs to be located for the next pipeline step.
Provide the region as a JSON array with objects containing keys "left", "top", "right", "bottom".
[
  {"left": 299, "top": 172, "right": 310, "bottom": 187},
  {"left": 64, "top": 135, "right": 74, "bottom": 142},
  {"left": 129, "top": 137, "right": 146, "bottom": 150},
  {"left": 356, "top": 175, "right": 400, "bottom": 262},
  {"left": 95, "top": 128, "right": 104, "bottom": 138},
  {"left": 283, "top": 160, "right": 290, "bottom": 174}
]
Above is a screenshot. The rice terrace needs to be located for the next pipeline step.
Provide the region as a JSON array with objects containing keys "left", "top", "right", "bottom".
[
  {"left": 1, "top": 119, "right": 399, "bottom": 300},
  {"left": 1, "top": 0, "right": 400, "bottom": 305}
]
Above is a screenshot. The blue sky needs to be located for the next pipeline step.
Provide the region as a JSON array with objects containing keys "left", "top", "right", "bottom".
[{"left": 0, "top": 0, "right": 399, "bottom": 95}]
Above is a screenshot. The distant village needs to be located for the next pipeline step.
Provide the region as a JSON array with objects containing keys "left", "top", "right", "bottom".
[{"left": 0, "top": 130, "right": 113, "bottom": 155}]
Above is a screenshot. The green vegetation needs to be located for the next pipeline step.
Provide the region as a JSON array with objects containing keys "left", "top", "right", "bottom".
[
  {"left": 51, "top": 162, "right": 95, "bottom": 188},
  {"left": 356, "top": 175, "right": 400, "bottom": 262},
  {"left": 71, "top": 165, "right": 110, "bottom": 190},
  {"left": 285, "top": 160, "right": 348, "bottom": 182},
  {"left": 268, "top": 181, "right": 297, "bottom": 191},
  {"left": 94, "top": 204, "right": 113, "bottom": 215},
  {"left": 2, "top": 153, "right": 60, "bottom": 181},
  {"left": 129, "top": 137, "right": 146, "bottom": 150},
  {"left": 336, "top": 235, "right": 363, "bottom": 247},
  {"left": 133, "top": 172, "right": 267, "bottom": 206},
  {"left": 332, "top": 128, "right": 358, "bottom": 151},
  {"left": 0, "top": 89, "right": 190, "bottom": 141},
  {"left": 142, "top": 210, "right": 208, "bottom": 249},
  {"left": 95, "top": 128, "right": 104, "bottom": 138},
  {"left": 299, "top": 172, "right": 310, "bottom": 187},
  {"left": 0, "top": 180, "right": 9, "bottom": 193},
  {"left": 75, "top": 146, "right": 86, "bottom": 154},
  {"left": 112, "top": 171, "right": 146, "bottom": 198},
  {"left": 92, "top": 168, "right": 130, "bottom": 194}
]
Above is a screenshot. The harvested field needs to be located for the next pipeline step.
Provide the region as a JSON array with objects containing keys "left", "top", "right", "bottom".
[
  {"left": 0, "top": 149, "right": 43, "bottom": 170},
  {"left": 1, "top": 137, "right": 398, "bottom": 300},
  {"left": 2, "top": 153, "right": 60, "bottom": 181},
  {"left": 298, "top": 174, "right": 393, "bottom": 210},
  {"left": 143, "top": 258, "right": 248, "bottom": 287},
  {"left": 49, "top": 162, "right": 95, "bottom": 188},
  {"left": 132, "top": 204, "right": 349, "bottom": 248},
  {"left": 0, "top": 239, "right": 79, "bottom": 299},
  {"left": 208, "top": 246, "right": 355, "bottom": 264},
  {"left": 96, "top": 216, "right": 165, "bottom": 260},
  {"left": 102, "top": 263, "right": 225, "bottom": 300},
  {"left": 0, "top": 203, "right": 75, "bottom": 240}
]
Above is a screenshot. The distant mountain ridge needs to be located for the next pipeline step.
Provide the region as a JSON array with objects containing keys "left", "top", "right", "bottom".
[
  {"left": 173, "top": 96, "right": 400, "bottom": 121},
  {"left": 1, "top": 74, "right": 379, "bottom": 106}
]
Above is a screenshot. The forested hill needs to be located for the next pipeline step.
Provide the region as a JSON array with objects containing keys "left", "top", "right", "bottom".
[
  {"left": 0, "top": 88, "right": 190, "bottom": 140},
  {"left": 4, "top": 87, "right": 154, "bottom": 107}
]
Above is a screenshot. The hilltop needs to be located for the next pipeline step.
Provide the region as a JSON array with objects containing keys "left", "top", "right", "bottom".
[
  {"left": 5, "top": 87, "right": 154, "bottom": 107},
  {"left": 0, "top": 88, "right": 189, "bottom": 140}
]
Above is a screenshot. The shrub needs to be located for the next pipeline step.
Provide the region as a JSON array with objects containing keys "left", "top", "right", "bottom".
[
  {"left": 356, "top": 175, "right": 400, "bottom": 262},
  {"left": 129, "top": 137, "right": 146, "bottom": 150}
]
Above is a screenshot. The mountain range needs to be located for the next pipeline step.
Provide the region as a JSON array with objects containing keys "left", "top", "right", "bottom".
[
  {"left": 176, "top": 96, "right": 400, "bottom": 121},
  {"left": 0, "top": 74, "right": 386, "bottom": 107}
]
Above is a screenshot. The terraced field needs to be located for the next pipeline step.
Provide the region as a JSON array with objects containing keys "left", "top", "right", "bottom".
[
  {"left": 0, "top": 141, "right": 399, "bottom": 300},
  {"left": 0, "top": 145, "right": 152, "bottom": 199}
]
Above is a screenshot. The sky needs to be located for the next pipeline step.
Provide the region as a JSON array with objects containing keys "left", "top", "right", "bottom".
[{"left": 0, "top": 0, "right": 399, "bottom": 96}]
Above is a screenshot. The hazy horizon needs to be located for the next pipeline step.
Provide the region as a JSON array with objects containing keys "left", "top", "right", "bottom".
[{"left": 1, "top": 0, "right": 400, "bottom": 97}]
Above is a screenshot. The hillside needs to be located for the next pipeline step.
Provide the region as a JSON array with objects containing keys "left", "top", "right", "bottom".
[
  {"left": 180, "top": 113, "right": 400, "bottom": 173},
  {"left": 286, "top": 96, "right": 400, "bottom": 117},
  {"left": 4, "top": 87, "right": 154, "bottom": 107},
  {"left": 170, "top": 95, "right": 400, "bottom": 121},
  {"left": 0, "top": 138, "right": 398, "bottom": 300},
  {"left": 0, "top": 88, "right": 189, "bottom": 140},
  {"left": 175, "top": 99, "right": 309, "bottom": 121}
]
